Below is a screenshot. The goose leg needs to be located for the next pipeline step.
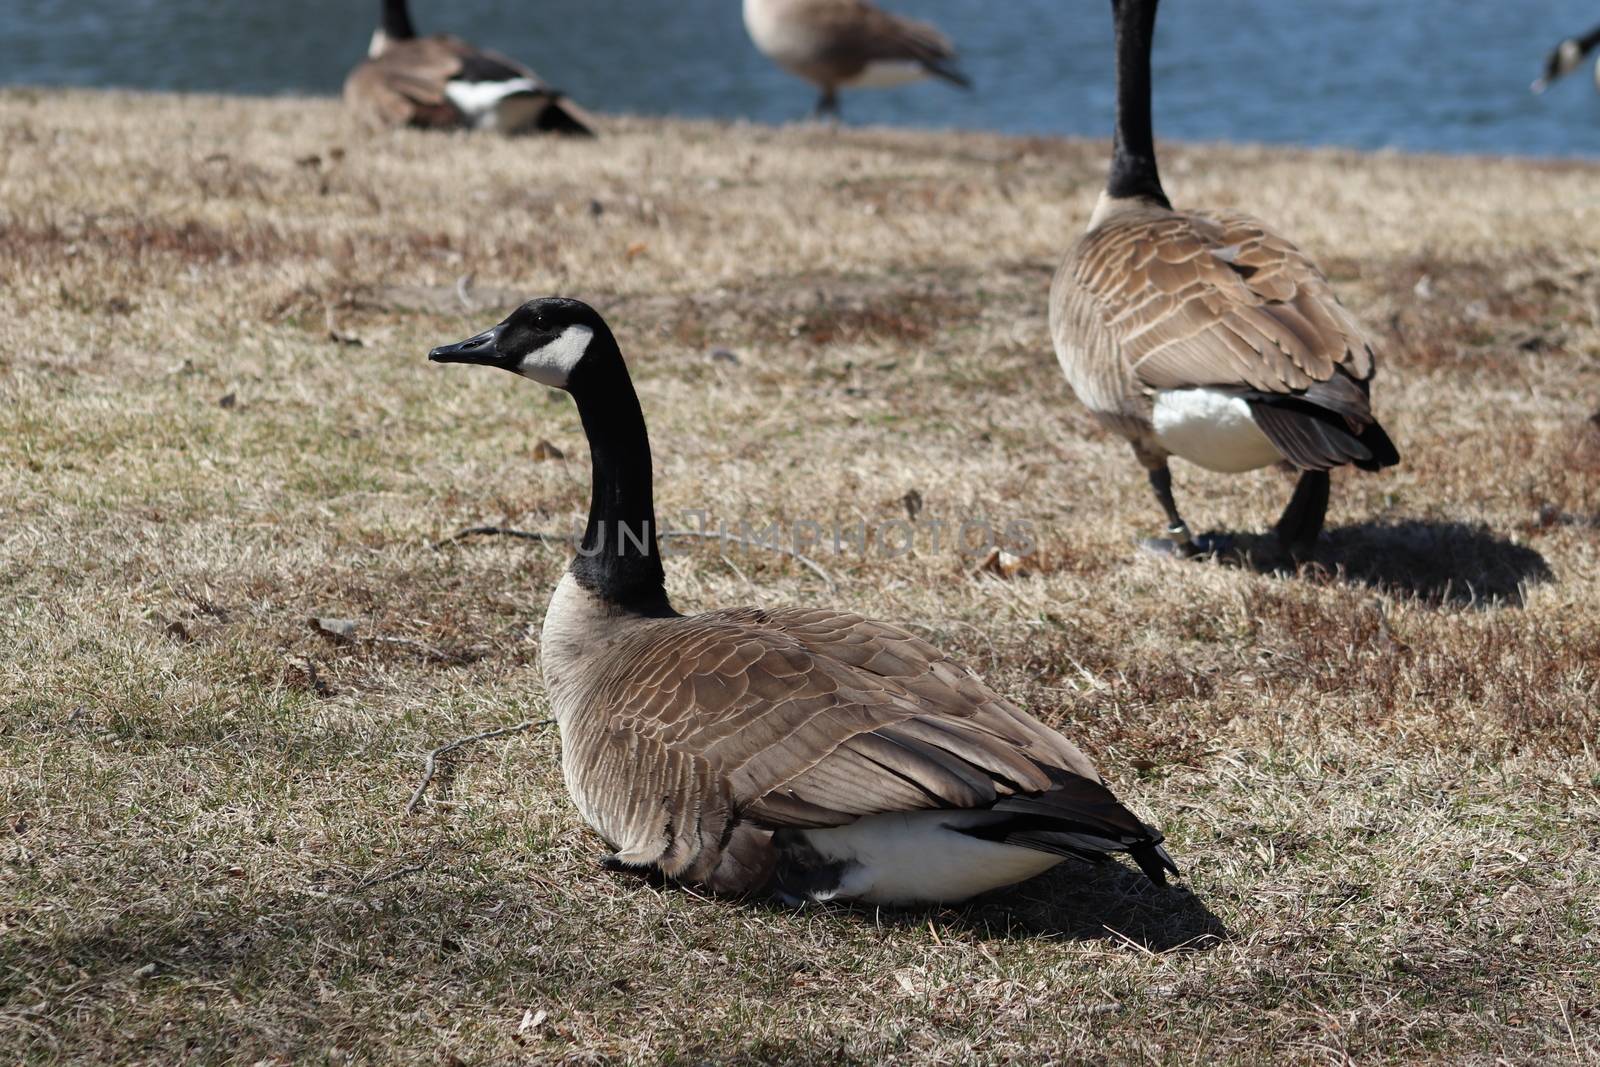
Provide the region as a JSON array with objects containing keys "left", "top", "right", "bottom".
[
  {"left": 1142, "top": 464, "right": 1200, "bottom": 557},
  {"left": 1141, "top": 463, "right": 1233, "bottom": 558},
  {"left": 813, "top": 86, "right": 841, "bottom": 122},
  {"left": 1274, "top": 468, "right": 1330, "bottom": 562}
]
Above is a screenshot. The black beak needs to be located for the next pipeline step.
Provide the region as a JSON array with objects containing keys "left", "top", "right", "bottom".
[{"left": 428, "top": 325, "right": 504, "bottom": 366}]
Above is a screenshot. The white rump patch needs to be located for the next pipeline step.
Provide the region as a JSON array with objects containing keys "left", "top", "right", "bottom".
[
  {"left": 843, "top": 60, "right": 928, "bottom": 89},
  {"left": 1560, "top": 39, "right": 1583, "bottom": 76},
  {"left": 796, "top": 810, "right": 1063, "bottom": 905},
  {"left": 517, "top": 324, "right": 593, "bottom": 388},
  {"left": 445, "top": 77, "right": 541, "bottom": 127},
  {"left": 1152, "top": 388, "right": 1282, "bottom": 473}
]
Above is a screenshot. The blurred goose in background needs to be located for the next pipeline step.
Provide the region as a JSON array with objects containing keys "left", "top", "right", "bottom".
[
  {"left": 429, "top": 297, "right": 1177, "bottom": 905},
  {"left": 743, "top": 0, "right": 971, "bottom": 119},
  {"left": 344, "top": 0, "right": 594, "bottom": 134},
  {"left": 1050, "top": 0, "right": 1398, "bottom": 562},
  {"left": 1532, "top": 24, "right": 1600, "bottom": 93}
]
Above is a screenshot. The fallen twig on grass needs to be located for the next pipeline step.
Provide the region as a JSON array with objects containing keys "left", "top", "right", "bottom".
[
  {"left": 434, "top": 524, "right": 837, "bottom": 590},
  {"left": 307, "top": 616, "right": 479, "bottom": 665},
  {"left": 405, "top": 719, "right": 554, "bottom": 815},
  {"left": 349, "top": 863, "right": 425, "bottom": 893},
  {"left": 657, "top": 529, "right": 837, "bottom": 592},
  {"left": 432, "top": 526, "right": 576, "bottom": 550}
]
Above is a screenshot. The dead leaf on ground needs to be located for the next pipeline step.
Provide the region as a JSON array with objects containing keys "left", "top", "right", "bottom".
[
  {"left": 531, "top": 439, "right": 565, "bottom": 461},
  {"left": 973, "top": 546, "right": 1036, "bottom": 580},
  {"left": 284, "top": 656, "right": 336, "bottom": 697},
  {"left": 516, "top": 1008, "right": 548, "bottom": 1040}
]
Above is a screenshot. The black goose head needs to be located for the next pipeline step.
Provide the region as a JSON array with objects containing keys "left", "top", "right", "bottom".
[
  {"left": 1533, "top": 37, "right": 1585, "bottom": 93},
  {"left": 429, "top": 297, "right": 616, "bottom": 392}
]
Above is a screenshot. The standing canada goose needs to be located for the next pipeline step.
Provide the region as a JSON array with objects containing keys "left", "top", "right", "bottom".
[
  {"left": 1050, "top": 0, "right": 1398, "bottom": 561},
  {"left": 743, "top": 0, "right": 971, "bottom": 119},
  {"left": 343, "top": 0, "right": 595, "bottom": 135},
  {"left": 429, "top": 297, "right": 1177, "bottom": 904},
  {"left": 1532, "top": 24, "right": 1600, "bottom": 94}
]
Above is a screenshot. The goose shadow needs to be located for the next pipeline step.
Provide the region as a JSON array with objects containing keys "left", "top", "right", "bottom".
[
  {"left": 1210, "top": 519, "right": 1554, "bottom": 608},
  {"left": 751, "top": 861, "right": 1229, "bottom": 953}
]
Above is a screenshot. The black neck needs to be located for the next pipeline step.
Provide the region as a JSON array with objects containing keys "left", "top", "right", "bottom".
[
  {"left": 381, "top": 0, "right": 417, "bottom": 40},
  {"left": 1106, "top": 0, "right": 1169, "bottom": 207},
  {"left": 565, "top": 334, "right": 672, "bottom": 615},
  {"left": 1581, "top": 24, "right": 1600, "bottom": 54}
]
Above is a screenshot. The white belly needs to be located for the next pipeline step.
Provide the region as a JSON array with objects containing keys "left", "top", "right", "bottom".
[
  {"left": 797, "top": 810, "right": 1063, "bottom": 904},
  {"left": 444, "top": 77, "right": 540, "bottom": 128},
  {"left": 1152, "top": 388, "right": 1281, "bottom": 473},
  {"left": 842, "top": 60, "right": 928, "bottom": 89}
]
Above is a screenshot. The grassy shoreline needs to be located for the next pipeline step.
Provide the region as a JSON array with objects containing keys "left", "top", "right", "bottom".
[{"left": 2, "top": 88, "right": 1598, "bottom": 1064}]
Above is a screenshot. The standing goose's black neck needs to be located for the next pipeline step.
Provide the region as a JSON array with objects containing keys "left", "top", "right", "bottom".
[
  {"left": 381, "top": 0, "right": 418, "bottom": 40},
  {"left": 1106, "top": 0, "right": 1170, "bottom": 208},
  {"left": 565, "top": 333, "right": 673, "bottom": 616}
]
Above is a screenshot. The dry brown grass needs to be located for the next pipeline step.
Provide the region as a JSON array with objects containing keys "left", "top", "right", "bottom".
[{"left": 3, "top": 88, "right": 1599, "bottom": 1065}]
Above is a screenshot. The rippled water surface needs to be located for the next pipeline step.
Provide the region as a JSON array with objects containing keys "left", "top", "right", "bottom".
[{"left": 7, "top": 0, "right": 1600, "bottom": 157}]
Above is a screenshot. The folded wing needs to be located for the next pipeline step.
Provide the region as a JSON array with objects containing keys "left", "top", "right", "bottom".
[
  {"left": 564, "top": 607, "right": 1170, "bottom": 886},
  {"left": 1069, "top": 209, "right": 1397, "bottom": 470}
]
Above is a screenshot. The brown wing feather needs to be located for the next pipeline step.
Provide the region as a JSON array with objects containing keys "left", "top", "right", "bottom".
[
  {"left": 1067, "top": 206, "right": 1378, "bottom": 400},
  {"left": 561, "top": 607, "right": 1117, "bottom": 889},
  {"left": 344, "top": 39, "right": 467, "bottom": 130},
  {"left": 805, "top": 0, "right": 966, "bottom": 84},
  {"left": 344, "top": 59, "right": 458, "bottom": 129}
]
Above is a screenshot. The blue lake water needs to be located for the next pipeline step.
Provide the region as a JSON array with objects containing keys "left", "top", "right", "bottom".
[{"left": 5, "top": 0, "right": 1600, "bottom": 158}]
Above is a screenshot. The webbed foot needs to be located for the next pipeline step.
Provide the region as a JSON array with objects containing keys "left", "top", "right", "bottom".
[{"left": 1139, "top": 532, "right": 1233, "bottom": 558}]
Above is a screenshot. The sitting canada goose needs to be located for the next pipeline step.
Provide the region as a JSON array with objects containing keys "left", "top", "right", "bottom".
[
  {"left": 743, "top": 0, "right": 971, "bottom": 119},
  {"left": 1532, "top": 24, "right": 1600, "bottom": 94},
  {"left": 343, "top": 0, "right": 595, "bottom": 135},
  {"left": 1050, "top": 0, "right": 1398, "bottom": 561},
  {"left": 429, "top": 297, "right": 1176, "bottom": 904}
]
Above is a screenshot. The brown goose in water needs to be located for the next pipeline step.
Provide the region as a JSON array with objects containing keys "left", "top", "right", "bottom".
[
  {"left": 429, "top": 297, "right": 1176, "bottom": 904},
  {"left": 1050, "top": 0, "right": 1398, "bottom": 561},
  {"left": 343, "top": 0, "right": 594, "bottom": 135}
]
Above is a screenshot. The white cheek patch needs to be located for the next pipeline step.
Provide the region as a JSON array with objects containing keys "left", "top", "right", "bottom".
[{"left": 518, "top": 324, "right": 593, "bottom": 388}]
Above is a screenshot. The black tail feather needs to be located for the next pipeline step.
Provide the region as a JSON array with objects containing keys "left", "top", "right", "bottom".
[
  {"left": 960, "top": 777, "right": 1179, "bottom": 886},
  {"left": 1248, "top": 399, "right": 1372, "bottom": 471},
  {"left": 924, "top": 60, "right": 973, "bottom": 90},
  {"left": 1356, "top": 418, "right": 1400, "bottom": 470},
  {"left": 1245, "top": 380, "right": 1400, "bottom": 473}
]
